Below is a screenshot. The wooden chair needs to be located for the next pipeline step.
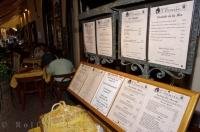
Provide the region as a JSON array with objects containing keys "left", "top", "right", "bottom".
[
  {"left": 50, "top": 72, "right": 75, "bottom": 100},
  {"left": 16, "top": 76, "right": 45, "bottom": 110}
]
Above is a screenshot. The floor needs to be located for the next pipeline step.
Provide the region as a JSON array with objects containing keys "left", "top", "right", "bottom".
[
  {"left": 0, "top": 81, "right": 200, "bottom": 132},
  {"left": 0, "top": 81, "right": 77, "bottom": 132}
]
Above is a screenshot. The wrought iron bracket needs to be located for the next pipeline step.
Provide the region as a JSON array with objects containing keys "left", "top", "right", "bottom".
[{"left": 120, "top": 60, "right": 185, "bottom": 80}]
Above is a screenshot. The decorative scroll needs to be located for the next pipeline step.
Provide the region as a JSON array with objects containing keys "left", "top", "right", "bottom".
[{"left": 120, "top": 60, "right": 185, "bottom": 80}]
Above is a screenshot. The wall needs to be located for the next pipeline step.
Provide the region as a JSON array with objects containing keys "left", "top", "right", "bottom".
[
  {"left": 27, "top": 0, "right": 45, "bottom": 43},
  {"left": 191, "top": 38, "right": 200, "bottom": 112}
]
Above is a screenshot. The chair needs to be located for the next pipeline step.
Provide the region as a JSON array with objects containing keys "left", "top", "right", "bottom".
[
  {"left": 16, "top": 76, "right": 45, "bottom": 110},
  {"left": 50, "top": 72, "right": 75, "bottom": 100}
]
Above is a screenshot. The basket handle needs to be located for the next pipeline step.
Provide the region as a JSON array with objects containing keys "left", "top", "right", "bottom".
[
  {"left": 51, "top": 101, "right": 66, "bottom": 111},
  {"left": 59, "top": 101, "right": 66, "bottom": 106}
]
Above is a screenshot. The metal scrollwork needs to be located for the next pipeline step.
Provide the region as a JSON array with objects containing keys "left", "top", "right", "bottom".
[
  {"left": 100, "top": 58, "right": 114, "bottom": 64},
  {"left": 89, "top": 55, "right": 96, "bottom": 61},
  {"left": 130, "top": 64, "right": 138, "bottom": 71},
  {"left": 120, "top": 61, "right": 185, "bottom": 80},
  {"left": 87, "top": 55, "right": 100, "bottom": 65},
  {"left": 120, "top": 60, "right": 144, "bottom": 73},
  {"left": 148, "top": 68, "right": 185, "bottom": 79},
  {"left": 120, "top": 60, "right": 132, "bottom": 66},
  {"left": 156, "top": 70, "right": 166, "bottom": 79}
]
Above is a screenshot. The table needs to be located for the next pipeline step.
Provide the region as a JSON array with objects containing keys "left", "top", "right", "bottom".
[{"left": 10, "top": 68, "right": 51, "bottom": 88}]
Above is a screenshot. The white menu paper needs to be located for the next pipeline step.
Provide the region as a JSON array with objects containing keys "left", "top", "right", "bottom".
[
  {"left": 83, "top": 21, "right": 96, "bottom": 54},
  {"left": 108, "top": 80, "right": 190, "bottom": 132},
  {"left": 148, "top": 1, "right": 194, "bottom": 69},
  {"left": 78, "top": 68, "right": 105, "bottom": 103},
  {"left": 69, "top": 64, "right": 92, "bottom": 94},
  {"left": 108, "top": 78, "right": 149, "bottom": 131},
  {"left": 91, "top": 72, "right": 124, "bottom": 115},
  {"left": 121, "top": 8, "right": 148, "bottom": 60},
  {"left": 96, "top": 17, "right": 113, "bottom": 57}
]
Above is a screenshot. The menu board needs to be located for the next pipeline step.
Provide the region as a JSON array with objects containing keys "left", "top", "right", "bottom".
[
  {"left": 121, "top": 8, "right": 148, "bottom": 60},
  {"left": 96, "top": 17, "right": 113, "bottom": 57},
  {"left": 68, "top": 64, "right": 92, "bottom": 94},
  {"left": 148, "top": 1, "right": 194, "bottom": 69},
  {"left": 83, "top": 21, "right": 96, "bottom": 54},
  {"left": 68, "top": 63, "right": 199, "bottom": 132},
  {"left": 108, "top": 78, "right": 190, "bottom": 132},
  {"left": 78, "top": 68, "right": 105, "bottom": 103},
  {"left": 91, "top": 72, "right": 124, "bottom": 115}
]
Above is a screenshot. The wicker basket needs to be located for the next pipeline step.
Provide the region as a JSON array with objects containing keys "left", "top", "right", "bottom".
[{"left": 41, "top": 101, "right": 98, "bottom": 132}]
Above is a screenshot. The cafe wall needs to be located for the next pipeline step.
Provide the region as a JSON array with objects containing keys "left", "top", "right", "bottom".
[{"left": 27, "top": 0, "right": 45, "bottom": 43}]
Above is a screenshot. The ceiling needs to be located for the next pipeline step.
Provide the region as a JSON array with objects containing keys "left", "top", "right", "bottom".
[{"left": 0, "top": 0, "right": 25, "bottom": 28}]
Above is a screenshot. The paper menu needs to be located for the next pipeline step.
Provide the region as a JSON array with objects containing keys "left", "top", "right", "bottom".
[
  {"left": 148, "top": 1, "right": 194, "bottom": 69},
  {"left": 83, "top": 21, "right": 96, "bottom": 54},
  {"left": 68, "top": 64, "right": 92, "bottom": 94},
  {"left": 108, "top": 79, "right": 190, "bottom": 132},
  {"left": 96, "top": 17, "right": 113, "bottom": 57},
  {"left": 91, "top": 72, "right": 124, "bottom": 116},
  {"left": 121, "top": 8, "right": 148, "bottom": 60},
  {"left": 107, "top": 78, "right": 150, "bottom": 131},
  {"left": 78, "top": 68, "right": 105, "bottom": 103},
  {"left": 133, "top": 85, "right": 190, "bottom": 132}
]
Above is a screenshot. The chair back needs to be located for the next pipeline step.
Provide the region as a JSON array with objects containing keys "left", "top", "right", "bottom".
[
  {"left": 52, "top": 72, "right": 75, "bottom": 82},
  {"left": 17, "top": 76, "right": 44, "bottom": 93},
  {"left": 51, "top": 72, "right": 75, "bottom": 90},
  {"left": 16, "top": 75, "right": 45, "bottom": 110}
]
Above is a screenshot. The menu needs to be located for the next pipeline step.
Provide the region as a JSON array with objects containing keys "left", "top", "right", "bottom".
[
  {"left": 78, "top": 68, "right": 105, "bottom": 103},
  {"left": 91, "top": 72, "right": 124, "bottom": 115},
  {"left": 96, "top": 17, "right": 113, "bottom": 57},
  {"left": 148, "top": 1, "right": 194, "bottom": 69},
  {"left": 108, "top": 79, "right": 190, "bottom": 132},
  {"left": 83, "top": 21, "right": 96, "bottom": 54},
  {"left": 68, "top": 64, "right": 92, "bottom": 94},
  {"left": 108, "top": 78, "right": 149, "bottom": 131},
  {"left": 121, "top": 8, "right": 148, "bottom": 60}
]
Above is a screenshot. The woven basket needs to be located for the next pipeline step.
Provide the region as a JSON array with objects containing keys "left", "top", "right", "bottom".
[{"left": 41, "top": 101, "right": 97, "bottom": 132}]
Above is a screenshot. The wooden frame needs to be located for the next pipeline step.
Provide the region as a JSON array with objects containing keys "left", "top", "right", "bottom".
[{"left": 68, "top": 62, "right": 199, "bottom": 132}]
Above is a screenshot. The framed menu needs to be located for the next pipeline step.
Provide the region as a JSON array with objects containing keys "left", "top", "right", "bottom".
[
  {"left": 83, "top": 21, "right": 96, "bottom": 54},
  {"left": 68, "top": 64, "right": 92, "bottom": 94},
  {"left": 120, "top": 8, "right": 148, "bottom": 61},
  {"left": 78, "top": 68, "right": 105, "bottom": 103},
  {"left": 96, "top": 17, "right": 113, "bottom": 57},
  {"left": 148, "top": 1, "right": 194, "bottom": 69},
  {"left": 91, "top": 72, "right": 124, "bottom": 116}
]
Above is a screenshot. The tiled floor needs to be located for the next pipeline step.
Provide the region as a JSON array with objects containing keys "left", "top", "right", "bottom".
[{"left": 0, "top": 82, "right": 76, "bottom": 132}]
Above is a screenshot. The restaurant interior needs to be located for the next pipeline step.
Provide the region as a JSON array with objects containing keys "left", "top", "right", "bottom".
[{"left": 0, "top": 0, "right": 200, "bottom": 131}]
